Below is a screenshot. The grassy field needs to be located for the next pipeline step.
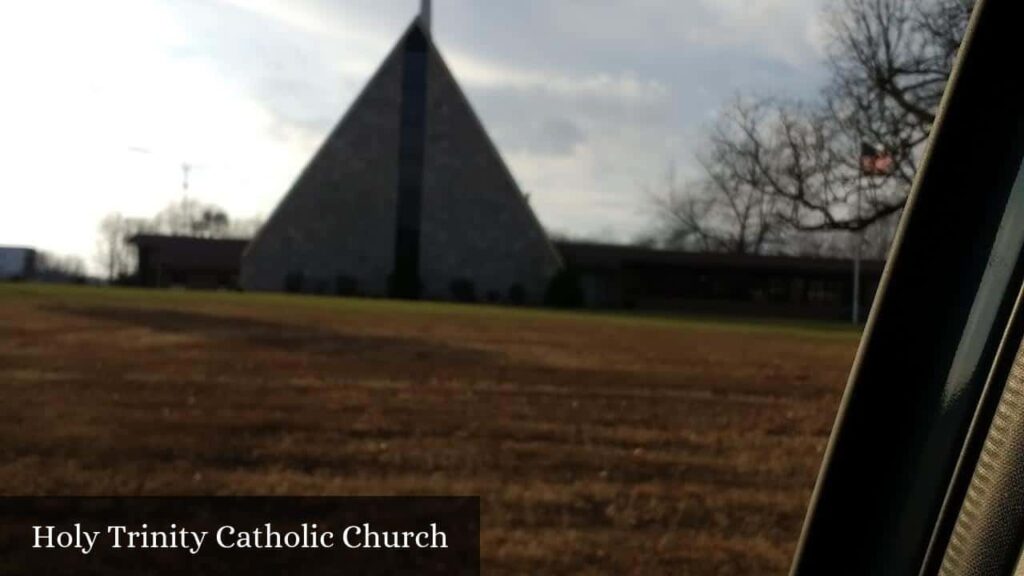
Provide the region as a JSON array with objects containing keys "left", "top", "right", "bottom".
[{"left": 0, "top": 284, "right": 860, "bottom": 574}]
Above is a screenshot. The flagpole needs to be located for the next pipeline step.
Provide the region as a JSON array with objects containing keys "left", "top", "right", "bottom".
[{"left": 853, "top": 174, "right": 862, "bottom": 325}]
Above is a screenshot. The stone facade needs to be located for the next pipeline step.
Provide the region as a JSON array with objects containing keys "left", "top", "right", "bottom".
[{"left": 242, "top": 21, "right": 561, "bottom": 303}]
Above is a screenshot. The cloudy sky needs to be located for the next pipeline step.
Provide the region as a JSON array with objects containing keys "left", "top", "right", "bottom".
[{"left": 0, "top": 0, "right": 828, "bottom": 272}]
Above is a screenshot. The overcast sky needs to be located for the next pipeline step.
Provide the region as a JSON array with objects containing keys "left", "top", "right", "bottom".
[{"left": 0, "top": 0, "right": 829, "bottom": 272}]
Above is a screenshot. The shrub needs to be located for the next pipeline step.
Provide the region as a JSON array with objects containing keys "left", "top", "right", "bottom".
[
  {"left": 388, "top": 272, "right": 422, "bottom": 300},
  {"left": 335, "top": 275, "right": 359, "bottom": 296},
  {"left": 508, "top": 284, "right": 527, "bottom": 305},
  {"left": 284, "top": 271, "right": 304, "bottom": 293},
  {"left": 449, "top": 278, "right": 477, "bottom": 302}
]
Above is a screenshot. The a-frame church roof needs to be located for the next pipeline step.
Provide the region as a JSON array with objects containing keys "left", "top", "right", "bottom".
[{"left": 242, "top": 15, "right": 562, "bottom": 302}]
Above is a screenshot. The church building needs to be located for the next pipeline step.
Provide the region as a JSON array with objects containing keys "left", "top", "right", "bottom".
[{"left": 241, "top": 3, "right": 562, "bottom": 303}]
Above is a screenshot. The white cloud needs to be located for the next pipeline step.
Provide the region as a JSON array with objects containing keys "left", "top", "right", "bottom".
[
  {"left": 0, "top": 0, "right": 301, "bottom": 269},
  {"left": 0, "top": 0, "right": 828, "bottom": 271},
  {"left": 687, "top": 0, "right": 826, "bottom": 68},
  {"left": 447, "top": 50, "right": 670, "bottom": 107}
]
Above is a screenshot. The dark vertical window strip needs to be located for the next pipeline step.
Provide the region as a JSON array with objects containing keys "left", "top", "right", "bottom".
[{"left": 390, "top": 28, "right": 429, "bottom": 299}]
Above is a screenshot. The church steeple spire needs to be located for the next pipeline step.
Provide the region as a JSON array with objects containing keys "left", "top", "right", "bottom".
[{"left": 420, "top": 0, "right": 431, "bottom": 32}]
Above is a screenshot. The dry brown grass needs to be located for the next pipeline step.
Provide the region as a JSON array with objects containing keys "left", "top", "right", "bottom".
[{"left": 0, "top": 284, "right": 858, "bottom": 574}]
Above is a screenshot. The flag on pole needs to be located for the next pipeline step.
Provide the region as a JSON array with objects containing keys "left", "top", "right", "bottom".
[{"left": 860, "top": 142, "right": 894, "bottom": 176}]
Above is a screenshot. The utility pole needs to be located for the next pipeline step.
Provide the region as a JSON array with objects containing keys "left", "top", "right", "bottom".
[
  {"left": 181, "top": 162, "right": 196, "bottom": 235},
  {"left": 182, "top": 162, "right": 191, "bottom": 194}
]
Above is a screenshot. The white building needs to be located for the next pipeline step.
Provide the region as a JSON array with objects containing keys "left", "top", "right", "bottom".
[{"left": 0, "top": 246, "right": 36, "bottom": 280}]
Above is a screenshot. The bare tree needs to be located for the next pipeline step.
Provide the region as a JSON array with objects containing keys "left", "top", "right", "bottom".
[
  {"left": 650, "top": 150, "right": 785, "bottom": 255},
  {"left": 153, "top": 198, "right": 231, "bottom": 238},
  {"left": 36, "top": 252, "right": 87, "bottom": 282},
  {"left": 654, "top": 0, "right": 974, "bottom": 249},
  {"left": 227, "top": 214, "right": 265, "bottom": 238},
  {"left": 94, "top": 200, "right": 264, "bottom": 283},
  {"left": 694, "top": 97, "right": 875, "bottom": 233},
  {"left": 95, "top": 213, "right": 148, "bottom": 282},
  {"left": 810, "top": 0, "right": 974, "bottom": 229},
  {"left": 789, "top": 212, "right": 900, "bottom": 259}
]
